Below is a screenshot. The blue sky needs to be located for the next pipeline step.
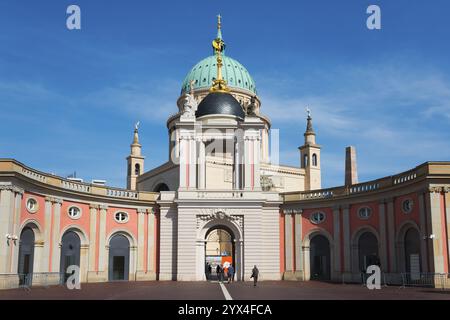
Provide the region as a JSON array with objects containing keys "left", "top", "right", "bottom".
[{"left": 1, "top": 0, "right": 449, "bottom": 188}]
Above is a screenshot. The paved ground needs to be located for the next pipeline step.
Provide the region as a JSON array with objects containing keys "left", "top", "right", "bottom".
[{"left": 0, "top": 280, "right": 450, "bottom": 300}]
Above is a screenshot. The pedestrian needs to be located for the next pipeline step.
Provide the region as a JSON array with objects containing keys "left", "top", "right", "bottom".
[
  {"left": 224, "top": 266, "right": 228, "bottom": 281},
  {"left": 250, "top": 265, "right": 259, "bottom": 287},
  {"left": 216, "top": 264, "right": 223, "bottom": 282},
  {"left": 228, "top": 265, "right": 235, "bottom": 283}
]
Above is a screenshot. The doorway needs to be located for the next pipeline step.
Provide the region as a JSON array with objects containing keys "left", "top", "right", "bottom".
[
  {"left": 204, "top": 227, "right": 235, "bottom": 281},
  {"left": 404, "top": 228, "right": 421, "bottom": 278},
  {"left": 109, "top": 234, "right": 130, "bottom": 281},
  {"left": 358, "top": 232, "right": 379, "bottom": 272},
  {"left": 60, "top": 231, "right": 81, "bottom": 283},
  {"left": 309, "top": 234, "right": 331, "bottom": 281},
  {"left": 18, "top": 227, "right": 35, "bottom": 286}
]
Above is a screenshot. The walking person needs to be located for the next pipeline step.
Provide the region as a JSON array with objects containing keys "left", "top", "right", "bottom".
[
  {"left": 223, "top": 266, "right": 228, "bottom": 282},
  {"left": 216, "top": 264, "right": 223, "bottom": 282},
  {"left": 250, "top": 265, "right": 259, "bottom": 287},
  {"left": 228, "top": 265, "right": 235, "bottom": 283}
]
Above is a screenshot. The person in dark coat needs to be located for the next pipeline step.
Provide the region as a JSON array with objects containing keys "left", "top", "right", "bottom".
[
  {"left": 228, "top": 265, "right": 235, "bottom": 283},
  {"left": 250, "top": 265, "right": 259, "bottom": 287},
  {"left": 216, "top": 264, "right": 223, "bottom": 282}
]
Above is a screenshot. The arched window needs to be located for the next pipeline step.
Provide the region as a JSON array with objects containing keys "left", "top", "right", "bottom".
[
  {"left": 154, "top": 183, "right": 170, "bottom": 192},
  {"left": 303, "top": 154, "right": 309, "bottom": 168},
  {"left": 312, "top": 153, "right": 318, "bottom": 166},
  {"left": 134, "top": 163, "right": 140, "bottom": 176}
]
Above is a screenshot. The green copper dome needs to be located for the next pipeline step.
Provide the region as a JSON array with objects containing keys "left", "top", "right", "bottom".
[{"left": 181, "top": 55, "right": 257, "bottom": 95}]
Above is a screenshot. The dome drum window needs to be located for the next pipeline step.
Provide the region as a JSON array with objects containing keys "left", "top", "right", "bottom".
[
  {"left": 68, "top": 206, "right": 81, "bottom": 219},
  {"left": 310, "top": 211, "right": 326, "bottom": 224},
  {"left": 402, "top": 199, "right": 414, "bottom": 214},
  {"left": 114, "top": 211, "right": 129, "bottom": 224},
  {"left": 358, "top": 207, "right": 372, "bottom": 220},
  {"left": 26, "top": 198, "right": 38, "bottom": 213}
]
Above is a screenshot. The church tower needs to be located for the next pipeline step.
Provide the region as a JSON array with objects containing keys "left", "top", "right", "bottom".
[
  {"left": 126, "top": 123, "right": 145, "bottom": 190},
  {"left": 299, "top": 110, "right": 321, "bottom": 190}
]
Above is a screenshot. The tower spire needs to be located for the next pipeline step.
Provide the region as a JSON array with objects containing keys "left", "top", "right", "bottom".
[
  {"left": 210, "top": 14, "right": 229, "bottom": 93},
  {"left": 127, "top": 121, "right": 145, "bottom": 190},
  {"left": 304, "top": 108, "right": 316, "bottom": 145}
]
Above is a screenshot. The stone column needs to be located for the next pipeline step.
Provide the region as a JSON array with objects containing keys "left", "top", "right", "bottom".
[
  {"left": 284, "top": 213, "right": 293, "bottom": 275},
  {"left": 302, "top": 245, "right": 311, "bottom": 281},
  {"left": 378, "top": 199, "right": 388, "bottom": 272},
  {"left": 234, "top": 139, "right": 240, "bottom": 189},
  {"left": 418, "top": 192, "right": 429, "bottom": 272},
  {"left": 188, "top": 137, "right": 197, "bottom": 189},
  {"left": 10, "top": 187, "right": 24, "bottom": 274},
  {"left": 332, "top": 206, "right": 341, "bottom": 278},
  {"left": 147, "top": 208, "right": 156, "bottom": 279},
  {"left": 97, "top": 205, "right": 108, "bottom": 280},
  {"left": 179, "top": 136, "right": 187, "bottom": 189},
  {"left": 51, "top": 197, "right": 63, "bottom": 273},
  {"left": 426, "top": 187, "right": 446, "bottom": 273},
  {"left": 253, "top": 136, "right": 261, "bottom": 190},
  {"left": 386, "top": 197, "right": 397, "bottom": 273},
  {"left": 198, "top": 139, "right": 206, "bottom": 189},
  {"left": 130, "top": 245, "right": 137, "bottom": 281},
  {"left": 88, "top": 204, "right": 98, "bottom": 276},
  {"left": 342, "top": 205, "right": 351, "bottom": 273},
  {"left": 136, "top": 208, "right": 146, "bottom": 279},
  {"left": 294, "top": 212, "right": 303, "bottom": 279},
  {"left": 80, "top": 244, "right": 89, "bottom": 283},
  {"left": 445, "top": 187, "right": 450, "bottom": 273},
  {"left": 0, "top": 185, "right": 15, "bottom": 274},
  {"left": 243, "top": 136, "right": 252, "bottom": 190},
  {"left": 42, "top": 197, "right": 53, "bottom": 272}
]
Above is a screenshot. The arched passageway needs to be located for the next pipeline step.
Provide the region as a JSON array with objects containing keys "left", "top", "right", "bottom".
[
  {"left": 309, "top": 234, "right": 331, "bottom": 281},
  {"left": 109, "top": 234, "right": 130, "bottom": 281}
]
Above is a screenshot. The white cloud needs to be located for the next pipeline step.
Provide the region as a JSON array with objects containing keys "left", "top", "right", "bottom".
[
  {"left": 258, "top": 62, "right": 450, "bottom": 186},
  {"left": 82, "top": 79, "right": 180, "bottom": 122}
]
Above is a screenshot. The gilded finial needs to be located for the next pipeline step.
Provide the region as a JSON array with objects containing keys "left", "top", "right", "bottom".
[{"left": 210, "top": 14, "right": 229, "bottom": 93}]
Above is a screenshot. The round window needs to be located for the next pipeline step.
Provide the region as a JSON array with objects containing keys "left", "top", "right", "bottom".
[
  {"left": 68, "top": 206, "right": 81, "bottom": 219},
  {"left": 402, "top": 199, "right": 414, "bottom": 214},
  {"left": 310, "top": 212, "right": 326, "bottom": 224},
  {"left": 358, "top": 207, "right": 372, "bottom": 220},
  {"left": 26, "top": 198, "right": 38, "bottom": 213},
  {"left": 115, "top": 211, "right": 129, "bottom": 223}
]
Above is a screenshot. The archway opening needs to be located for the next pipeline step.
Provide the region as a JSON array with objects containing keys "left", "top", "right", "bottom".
[
  {"left": 18, "top": 227, "right": 35, "bottom": 286},
  {"left": 204, "top": 226, "right": 235, "bottom": 281},
  {"left": 60, "top": 231, "right": 81, "bottom": 283},
  {"left": 154, "top": 183, "right": 170, "bottom": 192},
  {"left": 404, "top": 228, "right": 421, "bottom": 275},
  {"left": 309, "top": 234, "right": 331, "bottom": 281},
  {"left": 109, "top": 234, "right": 130, "bottom": 281},
  {"left": 358, "top": 232, "right": 379, "bottom": 272}
]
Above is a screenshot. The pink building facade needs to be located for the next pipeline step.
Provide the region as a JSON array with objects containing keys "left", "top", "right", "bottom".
[{"left": 0, "top": 159, "right": 449, "bottom": 289}]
